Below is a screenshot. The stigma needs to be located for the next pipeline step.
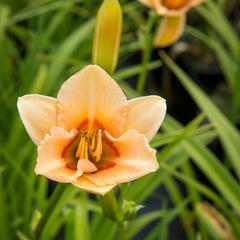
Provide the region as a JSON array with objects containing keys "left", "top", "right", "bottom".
[{"left": 75, "top": 129, "right": 103, "bottom": 162}]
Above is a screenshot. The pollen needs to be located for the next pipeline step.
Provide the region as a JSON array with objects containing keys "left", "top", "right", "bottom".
[{"left": 75, "top": 129, "right": 103, "bottom": 162}]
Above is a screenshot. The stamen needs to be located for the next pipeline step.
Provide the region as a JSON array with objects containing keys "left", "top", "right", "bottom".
[
  {"left": 90, "top": 129, "right": 96, "bottom": 150},
  {"left": 91, "top": 130, "right": 102, "bottom": 162},
  {"left": 75, "top": 129, "right": 103, "bottom": 162},
  {"left": 75, "top": 133, "right": 84, "bottom": 158},
  {"left": 79, "top": 136, "right": 86, "bottom": 159}
]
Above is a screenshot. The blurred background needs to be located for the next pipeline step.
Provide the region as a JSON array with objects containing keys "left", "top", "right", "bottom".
[{"left": 0, "top": 0, "right": 240, "bottom": 239}]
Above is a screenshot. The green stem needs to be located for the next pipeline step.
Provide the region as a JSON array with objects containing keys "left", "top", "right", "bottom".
[
  {"left": 116, "top": 222, "right": 127, "bottom": 240},
  {"left": 137, "top": 11, "right": 157, "bottom": 95},
  {"left": 34, "top": 183, "right": 67, "bottom": 240},
  {"left": 100, "top": 189, "right": 118, "bottom": 221},
  {"left": 120, "top": 183, "right": 128, "bottom": 204}
]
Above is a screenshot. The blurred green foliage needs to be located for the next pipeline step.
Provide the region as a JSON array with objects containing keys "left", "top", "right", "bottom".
[{"left": 0, "top": 0, "right": 239, "bottom": 239}]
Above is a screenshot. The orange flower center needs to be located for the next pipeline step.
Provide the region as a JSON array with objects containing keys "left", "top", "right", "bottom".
[
  {"left": 75, "top": 129, "right": 103, "bottom": 162},
  {"left": 162, "top": 0, "right": 190, "bottom": 9},
  {"left": 62, "top": 123, "right": 119, "bottom": 171}
]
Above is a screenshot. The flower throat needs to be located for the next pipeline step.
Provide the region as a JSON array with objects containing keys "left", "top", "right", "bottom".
[{"left": 75, "top": 129, "right": 103, "bottom": 162}]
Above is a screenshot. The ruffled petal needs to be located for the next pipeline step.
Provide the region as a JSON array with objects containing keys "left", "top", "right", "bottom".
[
  {"left": 72, "top": 176, "right": 115, "bottom": 194},
  {"left": 17, "top": 94, "right": 57, "bottom": 145},
  {"left": 154, "top": 14, "right": 186, "bottom": 47},
  {"left": 35, "top": 127, "right": 79, "bottom": 182},
  {"left": 124, "top": 96, "right": 166, "bottom": 142},
  {"left": 77, "top": 159, "right": 98, "bottom": 174},
  {"left": 41, "top": 166, "right": 77, "bottom": 183},
  {"left": 84, "top": 130, "right": 158, "bottom": 186},
  {"left": 57, "top": 65, "right": 128, "bottom": 138}
]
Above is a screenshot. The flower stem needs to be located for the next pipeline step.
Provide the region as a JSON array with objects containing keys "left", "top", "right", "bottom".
[
  {"left": 116, "top": 222, "right": 127, "bottom": 240},
  {"left": 137, "top": 11, "right": 157, "bottom": 95},
  {"left": 100, "top": 189, "right": 118, "bottom": 221}
]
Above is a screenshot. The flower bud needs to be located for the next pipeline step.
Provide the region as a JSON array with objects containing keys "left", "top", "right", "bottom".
[
  {"left": 122, "top": 200, "right": 144, "bottom": 221},
  {"left": 92, "top": 0, "right": 122, "bottom": 75},
  {"left": 154, "top": 15, "right": 185, "bottom": 48}
]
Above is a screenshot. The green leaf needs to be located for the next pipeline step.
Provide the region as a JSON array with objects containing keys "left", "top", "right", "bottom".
[
  {"left": 74, "top": 195, "right": 90, "bottom": 240},
  {"left": 196, "top": 2, "right": 240, "bottom": 60},
  {"left": 160, "top": 51, "right": 240, "bottom": 179},
  {"left": 35, "top": 184, "right": 78, "bottom": 240},
  {"left": 162, "top": 115, "right": 240, "bottom": 238},
  {"left": 128, "top": 114, "right": 217, "bottom": 204},
  {"left": 164, "top": 177, "right": 195, "bottom": 239},
  {"left": 44, "top": 17, "right": 95, "bottom": 93},
  {"left": 183, "top": 139, "right": 240, "bottom": 215},
  {"left": 113, "top": 60, "right": 162, "bottom": 82},
  {"left": 146, "top": 198, "right": 191, "bottom": 240},
  {"left": 163, "top": 116, "right": 240, "bottom": 215},
  {"left": 0, "top": 177, "right": 11, "bottom": 239},
  {"left": 16, "top": 231, "right": 31, "bottom": 240},
  {"left": 185, "top": 26, "right": 237, "bottom": 88},
  {"left": 5, "top": 1, "right": 73, "bottom": 26},
  {"left": 127, "top": 210, "right": 165, "bottom": 239}
]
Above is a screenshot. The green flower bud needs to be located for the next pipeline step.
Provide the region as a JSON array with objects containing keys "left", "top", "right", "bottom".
[
  {"left": 92, "top": 0, "right": 122, "bottom": 75},
  {"left": 122, "top": 200, "right": 144, "bottom": 221}
]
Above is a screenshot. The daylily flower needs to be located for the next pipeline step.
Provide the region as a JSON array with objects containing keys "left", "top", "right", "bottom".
[
  {"left": 17, "top": 65, "right": 166, "bottom": 194},
  {"left": 139, "top": 0, "right": 206, "bottom": 47}
]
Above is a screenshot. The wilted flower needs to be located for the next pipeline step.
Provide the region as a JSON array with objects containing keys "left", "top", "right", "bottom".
[
  {"left": 17, "top": 65, "right": 166, "bottom": 194},
  {"left": 196, "top": 202, "right": 237, "bottom": 240},
  {"left": 139, "top": 0, "right": 206, "bottom": 47}
]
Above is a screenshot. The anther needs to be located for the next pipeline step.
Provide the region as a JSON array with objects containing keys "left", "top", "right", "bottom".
[
  {"left": 75, "top": 129, "right": 103, "bottom": 162},
  {"left": 91, "top": 130, "right": 102, "bottom": 162}
]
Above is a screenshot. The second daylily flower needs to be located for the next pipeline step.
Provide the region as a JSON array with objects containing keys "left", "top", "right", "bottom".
[
  {"left": 17, "top": 65, "right": 166, "bottom": 194},
  {"left": 139, "top": 0, "right": 206, "bottom": 47}
]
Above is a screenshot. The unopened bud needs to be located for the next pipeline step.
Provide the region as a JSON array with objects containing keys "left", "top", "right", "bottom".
[{"left": 92, "top": 0, "right": 122, "bottom": 75}]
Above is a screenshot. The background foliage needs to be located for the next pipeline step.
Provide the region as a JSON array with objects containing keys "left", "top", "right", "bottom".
[{"left": 0, "top": 0, "right": 239, "bottom": 239}]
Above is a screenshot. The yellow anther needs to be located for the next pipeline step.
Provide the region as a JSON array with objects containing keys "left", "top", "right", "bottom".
[
  {"left": 75, "top": 129, "right": 103, "bottom": 162},
  {"left": 80, "top": 137, "right": 86, "bottom": 159},
  {"left": 92, "top": 130, "right": 102, "bottom": 162},
  {"left": 76, "top": 134, "right": 84, "bottom": 158},
  {"left": 90, "top": 131, "right": 96, "bottom": 151}
]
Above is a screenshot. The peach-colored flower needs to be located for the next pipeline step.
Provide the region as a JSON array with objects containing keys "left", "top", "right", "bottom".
[
  {"left": 139, "top": 0, "right": 206, "bottom": 47},
  {"left": 17, "top": 65, "right": 166, "bottom": 194}
]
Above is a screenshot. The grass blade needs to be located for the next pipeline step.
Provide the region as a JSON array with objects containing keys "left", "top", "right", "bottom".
[{"left": 160, "top": 51, "right": 240, "bottom": 179}]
